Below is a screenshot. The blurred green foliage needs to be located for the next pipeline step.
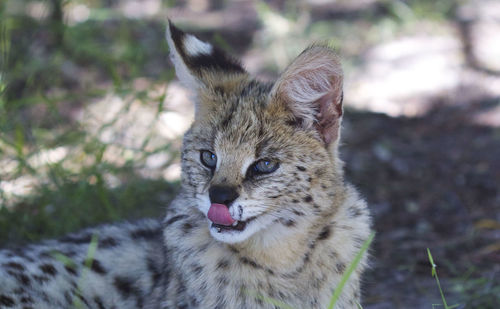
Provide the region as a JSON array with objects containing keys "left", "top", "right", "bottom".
[{"left": 0, "top": 0, "right": 177, "bottom": 246}]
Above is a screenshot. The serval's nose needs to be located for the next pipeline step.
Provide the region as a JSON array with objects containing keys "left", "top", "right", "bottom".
[{"left": 209, "top": 185, "right": 239, "bottom": 206}]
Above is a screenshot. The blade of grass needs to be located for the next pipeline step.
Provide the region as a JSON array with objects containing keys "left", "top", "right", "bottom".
[
  {"left": 73, "top": 233, "right": 99, "bottom": 308},
  {"left": 244, "top": 232, "right": 374, "bottom": 309},
  {"left": 51, "top": 251, "right": 77, "bottom": 269},
  {"left": 327, "top": 232, "right": 375, "bottom": 309},
  {"left": 427, "top": 248, "right": 460, "bottom": 309}
]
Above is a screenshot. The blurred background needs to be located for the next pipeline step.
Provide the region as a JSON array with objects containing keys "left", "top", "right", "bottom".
[{"left": 0, "top": 0, "right": 499, "bottom": 307}]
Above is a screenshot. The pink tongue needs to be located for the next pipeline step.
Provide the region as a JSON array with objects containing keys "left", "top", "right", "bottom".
[{"left": 207, "top": 203, "right": 235, "bottom": 226}]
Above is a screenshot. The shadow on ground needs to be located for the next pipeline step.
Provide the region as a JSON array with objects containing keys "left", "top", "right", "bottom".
[{"left": 342, "top": 96, "right": 500, "bottom": 307}]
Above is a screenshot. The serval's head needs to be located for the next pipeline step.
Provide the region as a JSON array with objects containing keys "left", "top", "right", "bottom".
[{"left": 166, "top": 22, "right": 345, "bottom": 244}]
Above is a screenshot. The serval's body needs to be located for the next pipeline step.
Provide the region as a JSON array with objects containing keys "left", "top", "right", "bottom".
[{"left": 0, "top": 22, "right": 371, "bottom": 309}]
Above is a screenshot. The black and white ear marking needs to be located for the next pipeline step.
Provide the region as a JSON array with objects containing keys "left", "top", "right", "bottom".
[
  {"left": 182, "top": 35, "right": 213, "bottom": 56},
  {"left": 166, "top": 21, "right": 214, "bottom": 59},
  {"left": 270, "top": 45, "right": 344, "bottom": 146},
  {"left": 165, "top": 21, "right": 246, "bottom": 90},
  {"left": 166, "top": 22, "right": 203, "bottom": 90}
]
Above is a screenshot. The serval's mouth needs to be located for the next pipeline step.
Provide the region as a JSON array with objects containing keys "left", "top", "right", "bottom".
[
  {"left": 211, "top": 216, "right": 256, "bottom": 233},
  {"left": 207, "top": 203, "right": 257, "bottom": 233}
]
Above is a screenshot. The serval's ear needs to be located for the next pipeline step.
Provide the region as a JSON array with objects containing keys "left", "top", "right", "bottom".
[
  {"left": 269, "top": 45, "right": 344, "bottom": 147},
  {"left": 166, "top": 20, "right": 247, "bottom": 93}
]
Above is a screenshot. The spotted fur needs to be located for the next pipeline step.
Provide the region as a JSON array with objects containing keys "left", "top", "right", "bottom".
[
  {"left": 0, "top": 220, "right": 163, "bottom": 308},
  {"left": 0, "top": 22, "right": 371, "bottom": 308}
]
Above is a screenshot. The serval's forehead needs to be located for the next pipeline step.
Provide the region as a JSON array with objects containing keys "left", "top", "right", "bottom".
[
  {"left": 209, "top": 101, "right": 267, "bottom": 152},
  {"left": 208, "top": 79, "right": 272, "bottom": 115},
  {"left": 200, "top": 81, "right": 276, "bottom": 139}
]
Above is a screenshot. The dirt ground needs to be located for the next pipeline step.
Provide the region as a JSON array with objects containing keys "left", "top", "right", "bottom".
[{"left": 344, "top": 106, "right": 500, "bottom": 307}]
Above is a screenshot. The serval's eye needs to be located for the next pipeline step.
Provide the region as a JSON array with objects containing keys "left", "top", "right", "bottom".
[
  {"left": 200, "top": 150, "right": 217, "bottom": 168},
  {"left": 252, "top": 159, "right": 279, "bottom": 175}
]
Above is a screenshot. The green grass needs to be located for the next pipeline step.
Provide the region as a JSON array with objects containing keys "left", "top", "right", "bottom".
[
  {"left": 427, "top": 248, "right": 460, "bottom": 309},
  {"left": 0, "top": 176, "right": 178, "bottom": 246},
  {"left": 327, "top": 232, "right": 374, "bottom": 309},
  {"left": 247, "top": 232, "right": 375, "bottom": 309},
  {"left": 0, "top": 0, "right": 178, "bottom": 245},
  {"left": 449, "top": 263, "right": 500, "bottom": 308},
  {"left": 427, "top": 248, "right": 500, "bottom": 309},
  {"left": 50, "top": 233, "right": 100, "bottom": 308},
  {"left": 74, "top": 233, "right": 99, "bottom": 308},
  {"left": 454, "top": 275, "right": 500, "bottom": 308}
]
